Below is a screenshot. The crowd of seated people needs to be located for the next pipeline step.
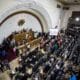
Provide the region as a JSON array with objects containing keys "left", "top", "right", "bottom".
[
  {"left": 0, "top": 28, "right": 80, "bottom": 80},
  {"left": 32, "top": 34, "right": 80, "bottom": 80},
  {"left": 0, "top": 28, "right": 41, "bottom": 73},
  {"left": 7, "top": 30, "right": 80, "bottom": 80},
  {"left": 1, "top": 28, "right": 38, "bottom": 48},
  {"left": 0, "top": 43, "right": 13, "bottom": 73}
]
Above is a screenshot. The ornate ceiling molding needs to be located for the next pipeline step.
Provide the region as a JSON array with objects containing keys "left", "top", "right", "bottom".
[{"left": 0, "top": 1, "right": 52, "bottom": 32}]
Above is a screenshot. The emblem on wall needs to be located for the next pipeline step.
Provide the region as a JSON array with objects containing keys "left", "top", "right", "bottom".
[{"left": 18, "top": 19, "right": 25, "bottom": 26}]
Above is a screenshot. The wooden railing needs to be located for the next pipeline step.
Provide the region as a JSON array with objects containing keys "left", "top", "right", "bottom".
[
  {"left": 13, "top": 31, "right": 35, "bottom": 43},
  {"left": 15, "top": 37, "right": 41, "bottom": 54}
]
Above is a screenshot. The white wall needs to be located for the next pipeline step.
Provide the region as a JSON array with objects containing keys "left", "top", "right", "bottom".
[
  {"left": 61, "top": 5, "right": 80, "bottom": 30},
  {"left": 0, "top": 0, "right": 63, "bottom": 28},
  {"left": 0, "top": 13, "right": 42, "bottom": 43},
  {"left": 36, "top": 0, "right": 63, "bottom": 29},
  {"left": 0, "top": 0, "right": 63, "bottom": 43}
]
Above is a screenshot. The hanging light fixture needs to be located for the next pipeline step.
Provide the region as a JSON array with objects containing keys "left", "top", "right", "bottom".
[{"left": 75, "top": 17, "right": 80, "bottom": 22}]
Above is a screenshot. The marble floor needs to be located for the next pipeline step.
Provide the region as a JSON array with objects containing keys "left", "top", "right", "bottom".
[{"left": 0, "top": 58, "right": 19, "bottom": 80}]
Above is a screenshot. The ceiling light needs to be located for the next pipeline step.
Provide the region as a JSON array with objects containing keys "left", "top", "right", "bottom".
[{"left": 75, "top": 17, "right": 80, "bottom": 22}]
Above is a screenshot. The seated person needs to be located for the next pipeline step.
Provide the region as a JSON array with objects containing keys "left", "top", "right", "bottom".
[
  {"left": 69, "top": 71, "right": 77, "bottom": 80},
  {"left": 43, "top": 61, "right": 51, "bottom": 73},
  {"left": 0, "top": 60, "right": 4, "bottom": 72},
  {"left": 3, "top": 59, "right": 10, "bottom": 70}
]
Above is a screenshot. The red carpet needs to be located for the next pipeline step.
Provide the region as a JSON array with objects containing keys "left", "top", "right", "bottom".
[{"left": 6, "top": 48, "right": 17, "bottom": 62}]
